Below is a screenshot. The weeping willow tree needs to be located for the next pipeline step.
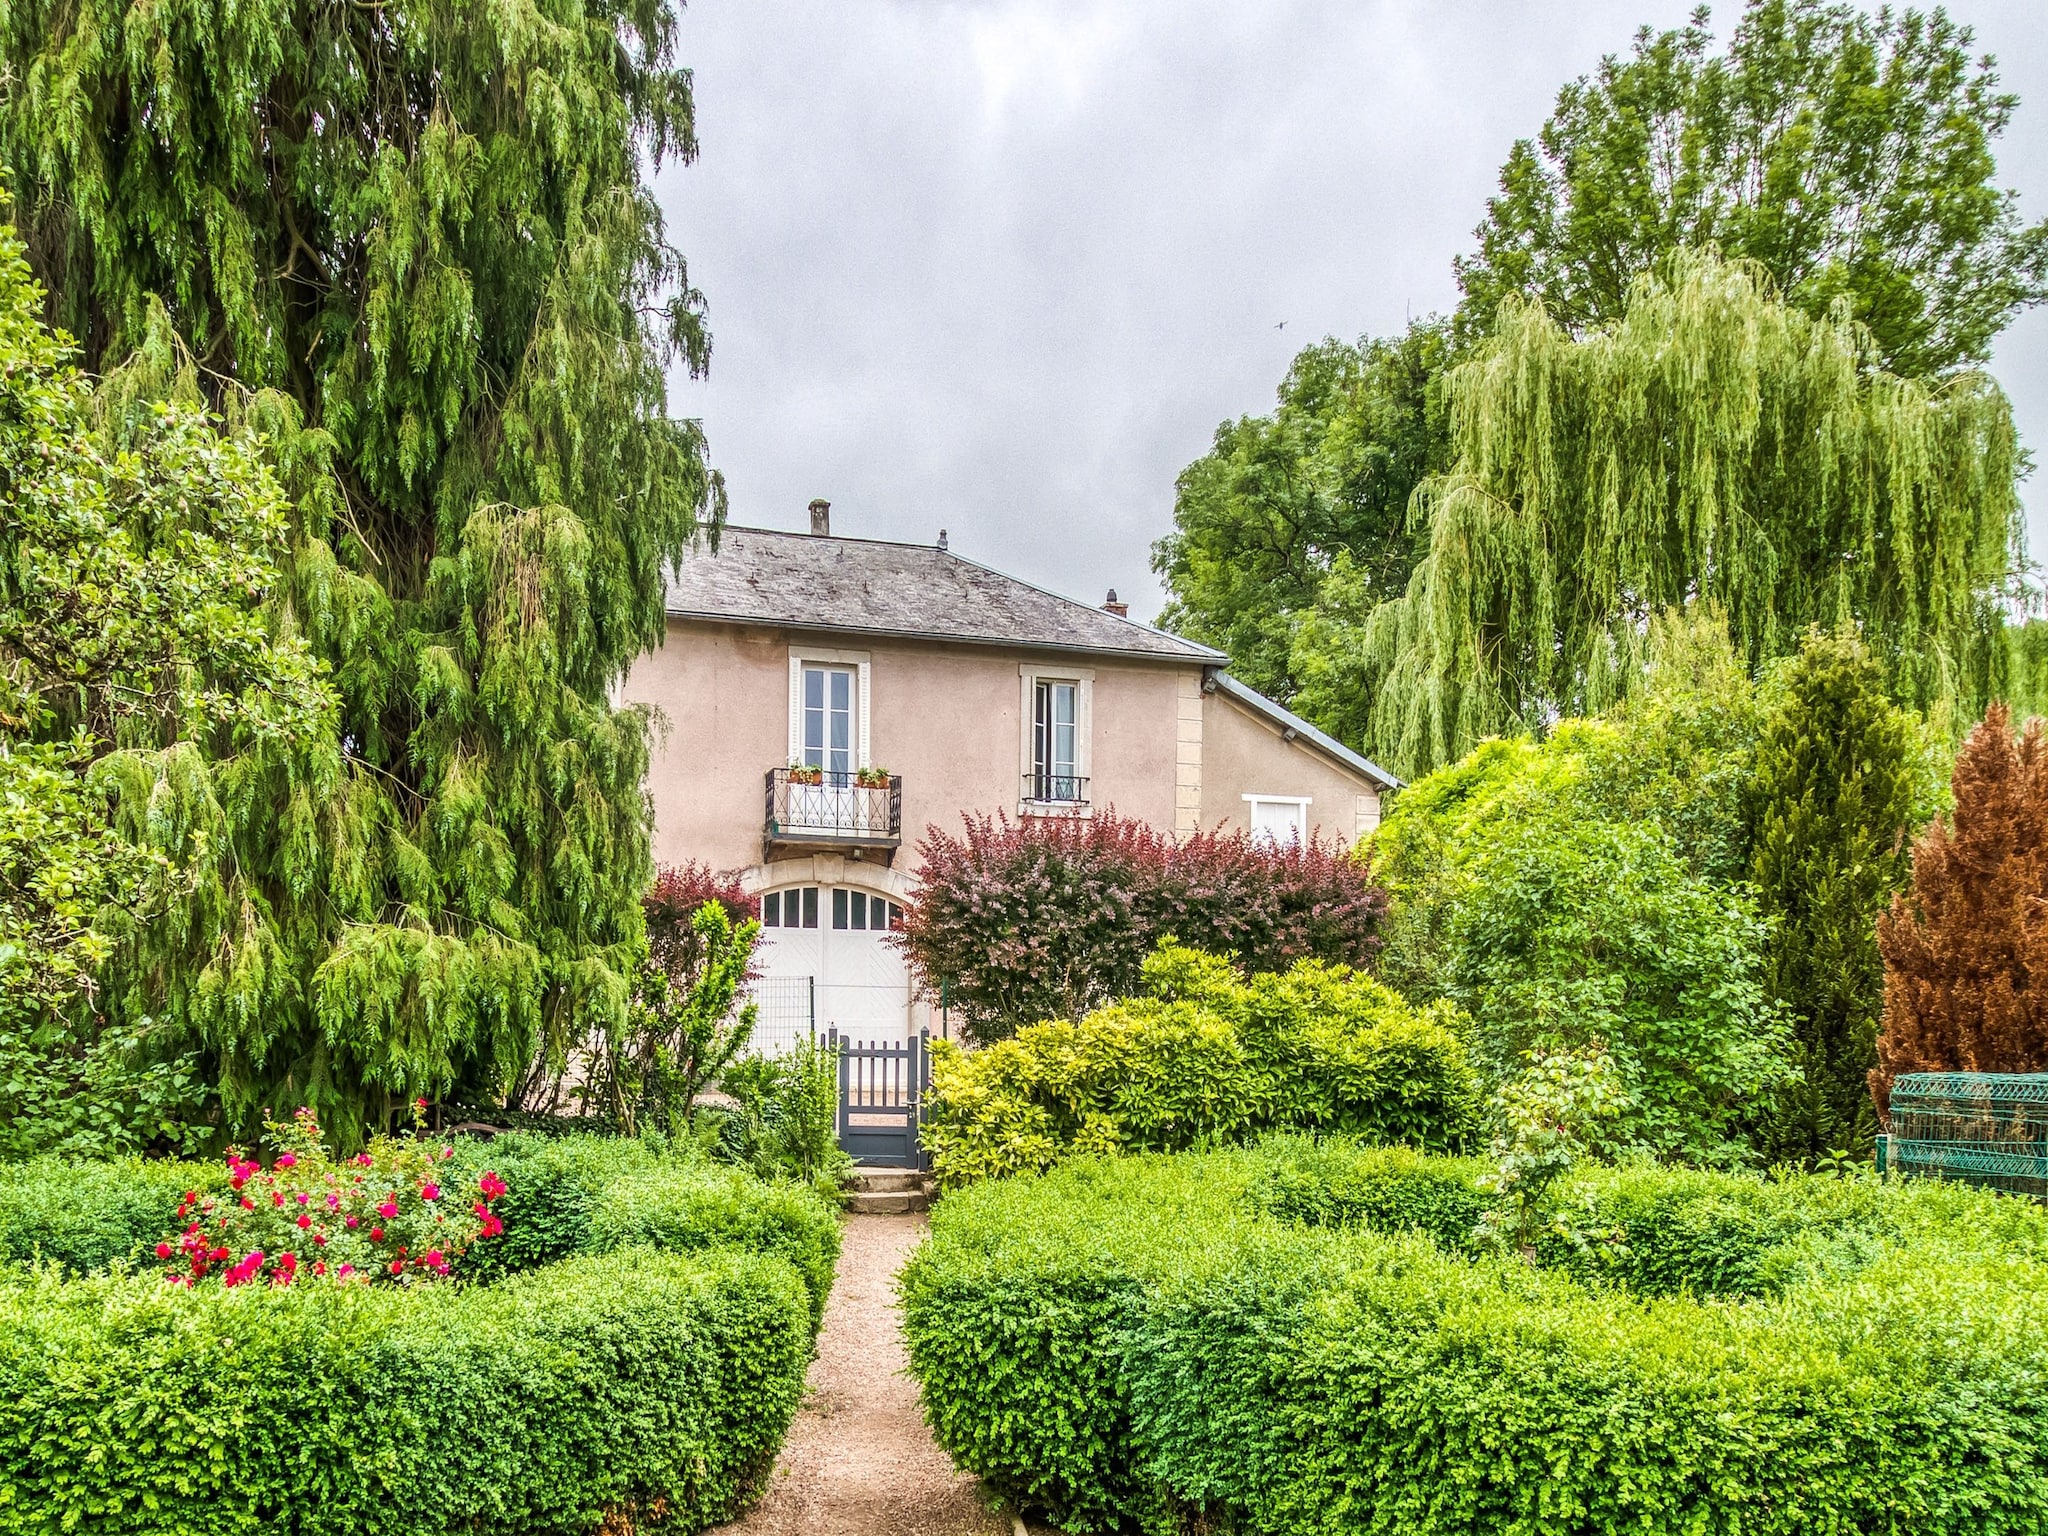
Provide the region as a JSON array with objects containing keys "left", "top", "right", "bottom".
[
  {"left": 1360, "top": 250, "right": 2023, "bottom": 779},
  {"left": 0, "top": 0, "right": 722, "bottom": 1146}
]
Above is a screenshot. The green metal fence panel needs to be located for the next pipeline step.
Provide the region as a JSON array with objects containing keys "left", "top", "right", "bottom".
[{"left": 1886, "top": 1072, "right": 2048, "bottom": 1197}]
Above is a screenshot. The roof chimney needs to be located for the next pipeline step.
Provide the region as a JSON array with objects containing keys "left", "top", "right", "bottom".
[
  {"left": 1102, "top": 588, "right": 1129, "bottom": 618},
  {"left": 808, "top": 498, "right": 831, "bottom": 536},
  {"left": 936, "top": 528, "right": 948, "bottom": 551}
]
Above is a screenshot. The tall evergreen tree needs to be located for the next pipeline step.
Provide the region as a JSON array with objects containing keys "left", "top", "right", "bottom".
[
  {"left": 1359, "top": 249, "right": 2020, "bottom": 780},
  {"left": 1748, "top": 629, "right": 1925, "bottom": 1163},
  {"left": 0, "top": 0, "right": 722, "bottom": 1145}
]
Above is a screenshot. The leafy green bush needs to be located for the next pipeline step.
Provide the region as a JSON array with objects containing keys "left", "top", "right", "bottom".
[
  {"left": 443, "top": 1132, "right": 663, "bottom": 1282},
  {"left": 0, "top": 1246, "right": 810, "bottom": 1535},
  {"left": 718, "top": 1038, "right": 852, "bottom": 1193},
  {"left": 903, "top": 1145, "right": 2048, "bottom": 1534},
  {"left": 921, "top": 944, "right": 1475, "bottom": 1187},
  {"left": 1368, "top": 617, "right": 1798, "bottom": 1165},
  {"left": 589, "top": 1162, "right": 841, "bottom": 1337},
  {"left": 0, "top": 1154, "right": 228, "bottom": 1274}
]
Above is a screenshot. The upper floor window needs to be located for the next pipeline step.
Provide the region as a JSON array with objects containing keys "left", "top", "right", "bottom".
[
  {"left": 787, "top": 647, "right": 870, "bottom": 776},
  {"left": 801, "top": 663, "right": 856, "bottom": 777},
  {"left": 1244, "top": 795, "right": 1309, "bottom": 848},
  {"left": 1019, "top": 664, "right": 1092, "bottom": 810},
  {"left": 1032, "top": 679, "right": 1080, "bottom": 800}
]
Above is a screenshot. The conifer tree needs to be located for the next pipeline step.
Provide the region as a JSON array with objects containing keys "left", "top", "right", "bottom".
[
  {"left": 1874, "top": 704, "right": 2048, "bottom": 1114},
  {"left": 1359, "top": 250, "right": 2021, "bottom": 780},
  {"left": 1748, "top": 630, "right": 1925, "bottom": 1163},
  {"left": 0, "top": 0, "right": 722, "bottom": 1145}
]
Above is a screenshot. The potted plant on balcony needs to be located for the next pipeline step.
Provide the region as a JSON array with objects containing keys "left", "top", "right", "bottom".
[
  {"left": 854, "top": 766, "right": 892, "bottom": 789},
  {"left": 787, "top": 760, "right": 824, "bottom": 785}
]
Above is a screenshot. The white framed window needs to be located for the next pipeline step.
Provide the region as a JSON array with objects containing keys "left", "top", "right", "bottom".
[
  {"left": 788, "top": 647, "right": 871, "bottom": 772},
  {"left": 1244, "top": 794, "right": 1310, "bottom": 848},
  {"left": 761, "top": 887, "right": 821, "bottom": 929},
  {"left": 1019, "top": 664, "right": 1093, "bottom": 812},
  {"left": 830, "top": 888, "right": 902, "bottom": 931}
]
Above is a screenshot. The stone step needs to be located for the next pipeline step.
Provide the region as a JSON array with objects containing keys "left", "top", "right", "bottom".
[
  {"left": 849, "top": 1168, "right": 925, "bottom": 1194},
  {"left": 846, "top": 1189, "right": 928, "bottom": 1215}
]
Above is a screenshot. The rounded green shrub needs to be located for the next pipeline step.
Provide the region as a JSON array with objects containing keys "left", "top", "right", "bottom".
[
  {"left": 922, "top": 944, "right": 1476, "bottom": 1188},
  {"left": 443, "top": 1131, "right": 666, "bottom": 1280},
  {"left": 903, "top": 1145, "right": 2048, "bottom": 1535},
  {"left": 0, "top": 1246, "right": 811, "bottom": 1535},
  {"left": 589, "top": 1162, "right": 842, "bottom": 1337}
]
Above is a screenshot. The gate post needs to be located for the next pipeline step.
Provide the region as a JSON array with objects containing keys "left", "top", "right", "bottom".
[
  {"left": 915, "top": 1028, "right": 931, "bottom": 1171},
  {"left": 828, "top": 1027, "right": 844, "bottom": 1146}
]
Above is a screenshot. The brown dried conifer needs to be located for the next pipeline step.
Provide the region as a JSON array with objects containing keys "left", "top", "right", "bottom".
[{"left": 1873, "top": 705, "right": 2048, "bottom": 1118}]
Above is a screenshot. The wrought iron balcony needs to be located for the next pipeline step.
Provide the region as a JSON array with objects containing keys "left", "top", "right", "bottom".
[
  {"left": 765, "top": 767, "right": 902, "bottom": 850},
  {"left": 1022, "top": 771, "right": 1090, "bottom": 807}
]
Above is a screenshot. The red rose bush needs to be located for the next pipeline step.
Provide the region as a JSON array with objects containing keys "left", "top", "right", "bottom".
[{"left": 158, "top": 1108, "right": 506, "bottom": 1287}]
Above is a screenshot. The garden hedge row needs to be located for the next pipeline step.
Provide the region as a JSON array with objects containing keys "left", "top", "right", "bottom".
[
  {"left": 901, "top": 1144, "right": 2048, "bottom": 1535},
  {"left": 0, "top": 1154, "right": 230, "bottom": 1274},
  {"left": 0, "top": 1246, "right": 810, "bottom": 1535},
  {"left": 2, "top": 1134, "right": 842, "bottom": 1338}
]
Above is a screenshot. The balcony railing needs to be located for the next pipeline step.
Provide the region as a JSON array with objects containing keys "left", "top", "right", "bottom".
[
  {"left": 1023, "top": 771, "right": 1090, "bottom": 806},
  {"left": 765, "top": 767, "right": 902, "bottom": 848}
]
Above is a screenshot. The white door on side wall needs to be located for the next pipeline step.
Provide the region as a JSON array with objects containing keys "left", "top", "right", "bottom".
[{"left": 753, "top": 884, "right": 912, "bottom": 1048}]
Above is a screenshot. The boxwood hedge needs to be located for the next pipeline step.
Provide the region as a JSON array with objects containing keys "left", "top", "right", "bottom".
[
  {"left": 901, "top": 1143, "right": 2048, "bottom": 1535},
  {"left": 0, "top": 1247, "right": 809, "bottom": 1535},
  {"left": 2, "top": 1135, "right": 842, "bottom": 1339},
  {"left": 0, "top": 1154, "right": 231, "bottom": 1274},
  {"left": 0, "top": 1135, "right": 843, "bottom": 1533}
]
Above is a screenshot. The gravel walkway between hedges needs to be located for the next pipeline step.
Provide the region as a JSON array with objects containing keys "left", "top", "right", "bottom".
[{"left": 715, "top": 1213, "right": 1010, "bottom": 1536}]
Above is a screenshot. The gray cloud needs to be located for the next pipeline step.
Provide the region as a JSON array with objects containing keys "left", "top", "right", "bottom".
[{"left": 655, "top": 0, "right": 2048, "bottom": 621}]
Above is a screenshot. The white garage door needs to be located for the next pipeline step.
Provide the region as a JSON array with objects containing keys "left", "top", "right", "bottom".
[{"left": 753, "top": 884, "right": 912, "bottom": 1048}]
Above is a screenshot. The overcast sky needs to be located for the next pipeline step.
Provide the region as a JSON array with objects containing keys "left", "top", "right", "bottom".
[{"left": 653, "top": 0, "right": 2048, "bottom": 625}]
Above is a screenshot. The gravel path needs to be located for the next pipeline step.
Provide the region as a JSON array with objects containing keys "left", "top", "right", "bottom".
[{"left": 716, "top": 1213, "right": 1008, "bottom": 1536}]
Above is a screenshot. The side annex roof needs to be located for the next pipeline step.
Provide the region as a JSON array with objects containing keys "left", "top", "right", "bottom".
[{"left": 1208, "top": 670, "right": 1402, "bottom": 791}]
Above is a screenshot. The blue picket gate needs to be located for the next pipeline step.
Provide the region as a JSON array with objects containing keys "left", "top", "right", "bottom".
[{"left": 829, "top": 1029, "right": 930, "bottom": 1169}]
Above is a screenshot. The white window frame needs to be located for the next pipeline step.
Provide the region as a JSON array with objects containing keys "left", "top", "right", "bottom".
[
  {"left": 788, "top": 647, "right": 872, "bottom": 769},
  {"left": 1243, "top": 794, "right": 1311, "bottom": 847},
  {"left": 1018, "top": 663, "right": 1093, "bottom": 816}
]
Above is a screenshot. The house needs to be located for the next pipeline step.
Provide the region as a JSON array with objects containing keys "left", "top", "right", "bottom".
[{"left": 618, "top": 501, "right": 1398, "bottom": 1046}]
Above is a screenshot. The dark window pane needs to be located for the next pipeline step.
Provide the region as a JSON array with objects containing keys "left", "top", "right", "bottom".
[
  {"left": 802, "top": 887, "right": 818, "bottom": 928},
  {"left": 832, "top": 888, "right": 848, "bottom": 929},
  {"left": 851, "top": 891, "right": 868, "bottom": 929},
  {"left": 763, "top": 891, "right": 780, "bottom": 927}
]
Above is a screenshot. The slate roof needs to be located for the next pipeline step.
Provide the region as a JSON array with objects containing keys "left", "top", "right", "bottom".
[{"left": 665, "top": 525, "right": 1224, "bottom": 663}]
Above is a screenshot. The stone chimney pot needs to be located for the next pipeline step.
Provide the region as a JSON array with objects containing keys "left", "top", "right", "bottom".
[
  {"left": 1102, "top": 588, "right": 1129, "bottom": 618},
  {"left": 808, "top": 498, "right": 831, "bottom": 536},
  {"left": 937, "top": 528, "right": 948, "bottom": 551}
]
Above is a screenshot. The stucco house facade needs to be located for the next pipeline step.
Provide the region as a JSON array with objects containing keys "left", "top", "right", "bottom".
[{"left": 618, "top": 503, "right": 1398, "bottom": 1045}]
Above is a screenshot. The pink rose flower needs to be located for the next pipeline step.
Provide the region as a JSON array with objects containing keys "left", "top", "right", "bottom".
[
  {"left": 154, "top": 1242, "right": 172, "bottom": 1260},
  {"left": 376, "top": 1201, "right": 397, "bottom": 1220},
  {"left": 296, "top": 1214, "right": 313, "bottom": 1229},
  {"left": 345, "top": 1215, "right": 360, "bottom": 1230},
  {"left": 419, "top": 1182, "right": 440, "bottom": 1202},
  {"left": 275, "top": 1154, "right": 297, "bottom": 1169}
]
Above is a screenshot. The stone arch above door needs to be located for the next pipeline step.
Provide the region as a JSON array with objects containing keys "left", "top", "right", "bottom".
[{"left": 742, "top": 853, "right": 912, "bottom": 904}]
